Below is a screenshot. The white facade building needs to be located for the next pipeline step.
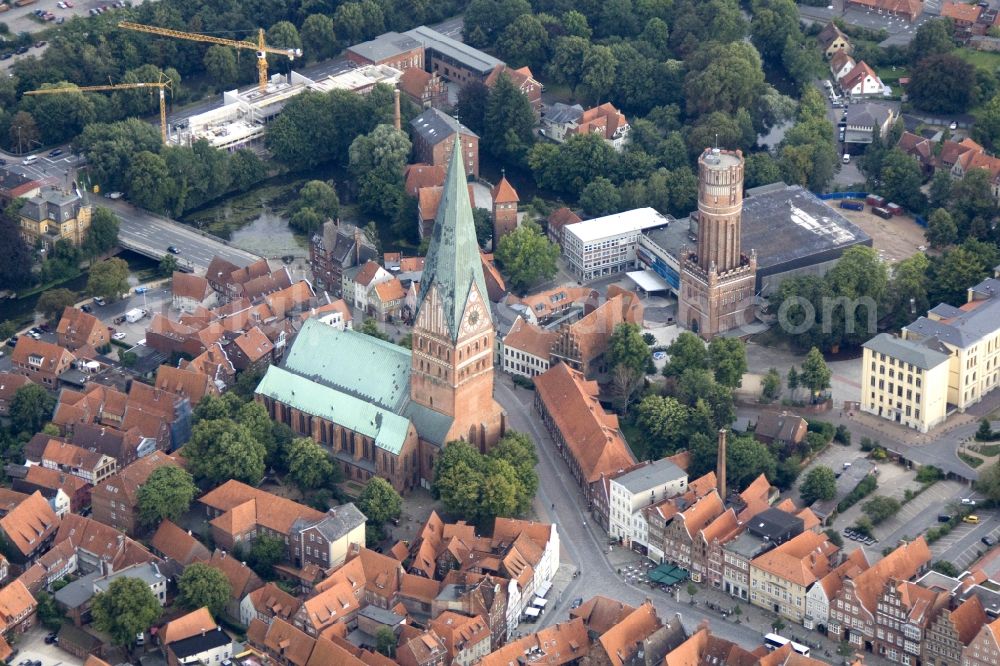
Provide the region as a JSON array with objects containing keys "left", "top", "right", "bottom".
[
  {"left": 562, "top": 208, "right": 671, "bottom": 282},
  {"left": 609, "top": 459, "right": 687, "bottom": 548}
]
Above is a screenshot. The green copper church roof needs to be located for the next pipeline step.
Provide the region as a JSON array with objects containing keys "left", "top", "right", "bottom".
[
  {"left": 283, "top": 318, "right": 411, "bottom": 411},
  {"left": 415, "top": 135, "right": 489, "bottom": 341},
  {"left": 256, "top": 365, "right": 411, "bottom": 455}
]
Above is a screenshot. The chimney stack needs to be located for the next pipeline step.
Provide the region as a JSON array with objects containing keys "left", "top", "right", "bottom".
[
  {"left": 393, "top": 88, "right": 401, "bottom": 131},
  {"left": 717, "top": 429, "right": 727, "bottom": 500}
]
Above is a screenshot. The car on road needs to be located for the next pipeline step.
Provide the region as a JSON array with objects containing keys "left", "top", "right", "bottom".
[
  {"left": 571, "top": 598, "right": 583, "bottom": 609},
  {"left": 34, "top": 41, "right": 46, "bottom": 48},
  {"left": 80, "top": 304, "right": 92, "bottom": 313},
  {"left": 6, "top": 336, "right": 17, "bottom": 347},
  {"left": 964, "top": 515, "right": 980, "bottom": 523},
  {"left": 48, "top": 148, "right": 63, "bottom": 158},
  {"left": 962, "top": 498, "right": 977, "bottom": 506},
  {"left": 167, "top": 245, "right": 181, "bottom": 254},
  {"left": 135, "top": 285, "right": 149, "bottom": 294},
  {"left": 950, "top": 121, "right": 958, "bottom": 130},
  {"left": 105, "top": 191, "right": 123, "bottom": 199},
  {"left": 93, "top": 296, "right": 106, "bottom": 306},
  {"left": 984, "top": 535, "right": 996, "bottom": 547},
  {"left": 15, "top": 46, "right": 28, "bottom": 55},
  {"left": 112, "top": 332, "right": 126, "bottom": 341},
  {"left": 0, "top": 54, "right": 12, "bottom": 61}
]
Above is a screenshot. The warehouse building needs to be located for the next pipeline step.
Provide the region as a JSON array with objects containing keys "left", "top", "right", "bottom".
[{"left": 638, "top": 183, "right": 872, "bottom": 296}]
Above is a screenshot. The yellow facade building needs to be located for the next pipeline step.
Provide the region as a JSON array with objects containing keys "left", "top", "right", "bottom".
[
  {"left": 19, "top": 188, "right": 92, "bottom": 250},
  {"left": 861, "top": 277, "right": 1000, "bottom": 433}
]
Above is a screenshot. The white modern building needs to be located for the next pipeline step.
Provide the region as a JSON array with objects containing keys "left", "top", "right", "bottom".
[
  {"left": 609, "top": 458, "right": 688, "bottom": 549},
  {"left": 562, "top": 207, "right": 671, "bottom": 282},
  {"left": 174, "top": 65, "right": 402, "bottom": 151},
  {"left": 861, "top": 277, "right": 1000, "bottom": 433}
]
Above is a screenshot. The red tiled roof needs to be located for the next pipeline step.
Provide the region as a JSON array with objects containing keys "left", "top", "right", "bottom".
[
  {"left": 404, "top": 163, "right": 446, "bottom": 196},
  {"left": 11, "top": 337, "right": 75, "bottom": 374},
  {"left": 942, "top": 0, "right": 981, "bottom": 21},
  {"left": 503, "top": 317, "right": 556, "bottom": 359},
  {"left": 161, "top": 607, "right": 216, "bottom": 646},
  {"left": 0, "top": 491, "right": 58, "bottom": 556},
  {"left": 150, "top": 519, "right": 210, "bottom": 565},
  {"left": 492, "top": 176, "right": 519, "bottom": 203},
  {"left": 154, "top": 365, "right": 216, "bottom": 406},
  {"left": 533, "top": 363, "right": 635, "bottom": 483},
  {"left": 172, "top": 272, "right": 212, "bottom": 302}
]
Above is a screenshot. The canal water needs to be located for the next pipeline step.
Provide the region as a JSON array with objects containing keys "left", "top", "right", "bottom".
[{"left": 228, "top": 210, "right": 309, "bottom": 259}]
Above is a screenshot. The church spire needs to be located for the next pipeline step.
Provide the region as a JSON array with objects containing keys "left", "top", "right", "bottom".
[{"left": 415, "top": 134, "right": 489, "bottom": 341}]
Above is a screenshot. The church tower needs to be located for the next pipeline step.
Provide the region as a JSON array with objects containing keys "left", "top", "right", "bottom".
[
  {"left": 411, "top": 137, "right": 506, "bottom": 451},
  {"left": 491, "top": 173, "right": 519, "bottom": 251},
  {"left": 677, "top": 148, "right": 757, "bottom": 339}
]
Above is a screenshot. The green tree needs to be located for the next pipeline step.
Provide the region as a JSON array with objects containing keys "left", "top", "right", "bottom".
[
  {"left": 286, "top": 437, "right": 336, "bottom": 492},
  {"left": 490, "top": 431, "right": 539, "bottom": 514},
  {"left": 976, "top": 460, "right": 1000, "bottom": 502},
  {"left": 202, "top": 44, "right": 240, "bottom": 89},
  {"left": 862, "top": 495, "right": 901, "bottom": 524},
  {"left": 301, "top": 14, "right": 339, "bottom": 62},
  {"left": 248, "top": 533, "right": 286, "bottom": 579},
  {"left": 87, "top": 257, "right": 130, "bottom": 303},
  {"left": 10, "top": 383, "right": 56, "bottom": 435},
  {"left": 581, "top": 45, "right": 617, "bottom": 103},
  {"left": 750, "top": 0, "right": 801, "bottom": 63},
  {"left": 82, "top": 207, "right": 120, "bottom": 258},
  {"left": 357, "top": 477, "right": 402, "bottom": 526},
  {"left": 686, "top": 581, "right": 698, "bottom": 602},
  {"left": 496, "top": 14, "right": 549, "bottom": 71},
  {"left": 359, "top": 318, "right": 390, "bottom": 341},
  {"left": 91, "top": 577, "right": 162, "bottom": 647},
  {"left": 909, "top": 54, "right": 977, "bottom": 114},
  {"left": 230, "top": 150, "right": 267, "bottom": 192},
  {"left": 886, "top": 253, "right": 930, "bottom": 329},
  {"left": 432, "top": 435, "right": 536, "bottom": 523},
  {"left": 0, "top": 209, "right": 34, "bottom": 290},
  {"left": 455, "top": 81, "right": 491, "bottom": 135},
  {"left": 375, "top": 626, "right": 397, "bottom": 657},
  {"left": 909, "top": 18, "right": 955, "bottom": 65},
  {"left": 125, "top": 151, "right": 173, "bottom": 213},
  {"left": 636, "top": 395, "right": 689, "bottom": 454},
  {"left": 8, "top": 111, "right": 39, "bottom": 154},
  {"left": 547, "top": 36, "right": 591, "bottom": 89},
  {"left": 663, "top": 331, "right": 708, "bottom": 377},
  {"left": 761, "top": 368, "right": 782, "bottom": 403},
  {"left": 926, "top": 208, "right": 957, "bottom": 248},
  {"left": 800, "top": 347, "right": 832, "bottom": 396},
  {"left": 684, "top": 41, "right": 765, "bottom": 117},
  {"left": 580, "top": 177, "right": 621, "bottom": 216},
  {"left": 483, "top": 72, "right": 536, "bottom": 165},
  {"left": 562, "top": 10, "right": 592, "bottom": 39},
  {"left": 136, "top": 465, "right": 197, "bottom": 529},
  {"left": 184, "top": 419, "right": 266, "bottom": 486},
  {"left": 878, "top": 149, "right": 927, "bottom": 213},
  {"left": 608, "top": 323, "right": 650, "bottom": 376},
  {"left": 800, "top": 466, "right": 837, "bottom": 505},
  {"left": 37, "top": 288, "right": 77, "bottom": 323},
  {"left": 727, "top": 434, "right": 777, "bottom": 490},
  {"left": 495, "top": 221, "right": 559, "bottom": 292},
  {"left": 707, "top": 337, "right": 747, "bottom": 388},
  {"left": 349, "top": 124, "right": 411, "bottom": 220},
  {"left": 35, "top": 592, "right": 62, "bottom": 630},
  {"left": 178, "top": 563, "right": 232, "bottom": 617},
  {"left": 928, "top": 243, "right": 995, "bottom": 305},
  {"left": 159, "top": 254, "right": 180, "bottom": 277},
  {"left": 744, "top": 152, "right": 783, "bottom": 189},
  {"left": 289, "top": 180, "right": 339, "bottom": 235}
]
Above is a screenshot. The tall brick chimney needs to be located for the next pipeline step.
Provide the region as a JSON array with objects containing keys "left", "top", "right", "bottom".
[
  {"left": 717, "top": 428, "right": 727, "bottom": 500},
  {"left": 393, "top": 88, "right": 401, "bottom": 131}
]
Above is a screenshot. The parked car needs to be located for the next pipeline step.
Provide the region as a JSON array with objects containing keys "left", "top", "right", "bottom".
[
  {"left": 48, "top": 148, "right": 63, "bottom": 157},
  {"left": 571, "top": 598, "right": 583, "bottom": 609},
  {"left": 34, "top": 41, "right": 46, "bottom": 48},
  {"left": 93, "top": 296, "right": 106, "bottom": 306},
  {"left": 15, "top": 46, "right": 28, "bottom": 55},
  {"left": 962, "top": 498, "right": 977, "bottom": 506},
  {"left": 964, "top": 515, "right": 980, "bottom": 524},
  {"left": 112, "top": 332, "right": 126, "bottom": 341},
  {"left": 938, "top": 515, "right": 951, "bottom": 523},
  {"left": 949, "top": 121, "right": 958, "bottom": 130},
  {"left": 983, "top": 535, "right": 996, "bottom": 547},
  {"left": 6, "top": 336, "right": 17, "bottom": 347},
  {"left": 80, "top": 304, "right": 92, "bottom": 313}
]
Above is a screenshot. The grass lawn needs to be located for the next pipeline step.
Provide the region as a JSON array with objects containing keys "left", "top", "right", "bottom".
[
  {"left": 959, "top": 451, "right": 985, "bottom": 468},
  {"left": 955, "top": 48, "right": 1000, "bottom": 73},
  {"left": 878, "top": 66, "right": 908, "bottom": 84},
  {"left": 972, "top": 442, "right": 1000, "bottom": 456}
]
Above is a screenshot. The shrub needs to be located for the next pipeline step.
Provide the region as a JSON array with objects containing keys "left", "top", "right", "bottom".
[
  {"left": 807, "top": 420, "right": 836, "bottom": 442},
  {"left": 834, "top": 425, "right": 851, "bottom": 445},
  {"left": 837, "top": 474, "right": 878, "bottom": 513},
  {"left": 916, "top": 465, "right": 943, "bottom": 483},
  {"left": 860, "top": 437, "right": 878, "bottom": 452}
]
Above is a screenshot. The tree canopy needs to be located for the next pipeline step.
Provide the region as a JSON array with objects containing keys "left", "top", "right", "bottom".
[
  {"left": 136, "top": 465, "right": 198, "bottom": 529},
  {"left": 178, "top": 563, "right": 232, "bottom": 617},
  {"left": 495, "top": 221, "right": 560, "bottom": 293},
  {"left": 357, "top": 477, "right": 403, "bottom": 527},
  {"left": 92, "top": 577, "right": 162, "bottom": 647}
]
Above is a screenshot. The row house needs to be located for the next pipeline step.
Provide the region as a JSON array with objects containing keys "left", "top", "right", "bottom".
[
  {"left": 343, "top": 261, "right": 392, "bottom": 314},
  {"left": 410, "top": 108, "right": 479, "bottom": 177},
  {"left": 874, "top": 578, "right": 949, "bottom": 664},
  {"left": 171, "top": 271, "right": 217, "bottom": 313},
  {"left": 203, "top": 550, "right": 264, "bottom": 622},
  {"left": 56, "top": 307, "right": 109, "bottom": 352},
  {"left": 153, "top": 364, "right": 219, "bottom": 407},
  {"left": 645, "top": 472, "right": 719, "bottom": 566},
  {"left": 199, "top": 480, "right": 366, "bottom": 570},
  {"left": 818, "top": 22, "right": 852, "bottom": 59},
  {"left": 53, "top": 513, "right": 160, "bottom": 576},
  {"left": 309, "top": 220, "right": 378, "bottom": 295},
  {"left": 13, "top": 466, "right": 87, "bottom": 515},
  {"left": 533, "top": 363, "right": 636, "bottom": 505},
  {"left": 39, "top": 439, "right": 117, "bottom": 486},
  {"left": 479, "top": 618, "right": 589, "bottom": 666},
  {"left": 546, "top": 207, "right": 582, "bottom": 247},
  {"left": 962, "top": 615, "right": 1000, "bottom": 666},
  {"left": 10, "top": 337, "right": 76, "bottom": 388},
  {"left": 749, "top": 530, "right": 839, "bottom": 624},
  {"left": 607, "top": 457, "right": 688, "bottom": 549},
  {"left": 428, "top": 611, "right": 492, "bottom": 665},
  {"left": 922, "top": 593, "right": 987, "bottom": 666},
  {"left": 160, "top": 608, "right": 232, "bottom": 666},
  {"left": 149, "top": 519, "right": 210, "bottom": 567},
  {"left": 298, "top": 300, "right": 353, "bottom": 331},
  {"left": 90, "top": 451, "right": 179, "bottom": 536},
  {"left": 240, "top": 582, "right": 303, "bottom": 628},
  {"left": 828, "top": 537, "right": 931, "bottom": 653},
  {"left": 0, "top": 492, "right": 59, "bottom": 566},
  {"left": 204, "top": 257, "right": 277, "bottom": 303},
  {"left": 431, "top": 571, "right": 508, "bottom": 648},
  {"left": 660, "top": 491, "right": 725, "bottom": 582},
  {"left": 0, "top": 579, "right": 37, "bottom": 638},
  {"left": 805, "top": 548, "right": 870, "bottom": 632},
  {"left": 500, "top": 316, "right": 555, "bottom": 379},
  {"left": 548, "top": 289, "right": 644, "bottom": 378},
  {"left": 588, "top": 600, "right": 687, "bottom": 666},
  {"left": 398, "top": 68, "right": 448, "bottom": 109}
]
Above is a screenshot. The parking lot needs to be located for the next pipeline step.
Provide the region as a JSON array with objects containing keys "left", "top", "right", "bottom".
[
  {"left": 11, "top": 627, "right": 84, "bottom": 666},
  {"left": 836, "top": 207, "right": 928, "bottom": 264},
  {"left": 932, "top": 510, "right": 1000, "bottom": 572},
  {"left": 0, "top": 0, "right": 139, "bottom": 39}
]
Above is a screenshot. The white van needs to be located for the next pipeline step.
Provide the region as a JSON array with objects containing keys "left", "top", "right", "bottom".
[
  {"left": 843, "top": 154, "right": 851, "bottom": 164},
  {"left": 23, "top": 155, "right": 38, "bottom": 165}
]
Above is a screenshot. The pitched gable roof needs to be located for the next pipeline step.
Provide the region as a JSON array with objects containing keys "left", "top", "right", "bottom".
[
  {"left": 503, "top": 316, "right": 556, "bottom": 359},
  {"left": 172, "top": 272, "right": 212, "bottom": 302},
  {"left": 161, "top": 607, "right": 217, "bottom": 646},
  {"left": 12, "top": 337, "right": 75, "bottom": 374},
  {"left": 205, "top": 549, "right": 263, "bottom": 599},
  {"left": 154, "top": 364, "right": 216, "bottom": 406},
  {"left": 597, "top": 601, "right": 661, "bottom": 666},
  {"left": 849, "top": 537, "right": 931, "bottom": 613},
  {"left": 752, "top": 530, "right": 838, "bottom": 587},
  {"left": 0, "top": 491, "right": 58, "bottom": 556},
  {"left": 150, "top": 519, "right": 210, "bottom": 566}
]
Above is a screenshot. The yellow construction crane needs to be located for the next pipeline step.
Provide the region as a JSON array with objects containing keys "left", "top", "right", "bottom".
[
  {"left": 26, "top": 80, "right": 172, "bottom": 144},
  {"left": 119, "top": 21, "right": 303, "bottom": 92}
]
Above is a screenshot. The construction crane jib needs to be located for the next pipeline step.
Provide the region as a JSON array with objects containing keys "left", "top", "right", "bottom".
[{"left": 118, "top": 21, "right": 303, "bottom": 92}]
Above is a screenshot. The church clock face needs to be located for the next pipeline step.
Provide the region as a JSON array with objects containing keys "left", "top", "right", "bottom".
[{"left": 464, "top": 303, "right": 485, "bottom": 334}]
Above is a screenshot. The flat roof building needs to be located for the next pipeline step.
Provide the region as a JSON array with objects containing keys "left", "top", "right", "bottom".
[
  {"left": 404, "top": 25, "right": 504, "bottom": 84},
  {"left": 562, "top": 208, "right": 672, "bottom": 282},
  {"left": 639, "top": 183, "right": 871, "bottom": 295}
]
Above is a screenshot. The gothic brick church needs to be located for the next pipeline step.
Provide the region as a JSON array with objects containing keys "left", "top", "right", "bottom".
[{"left": 256, "top": 140, "right": 506, "bottom": 492}]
